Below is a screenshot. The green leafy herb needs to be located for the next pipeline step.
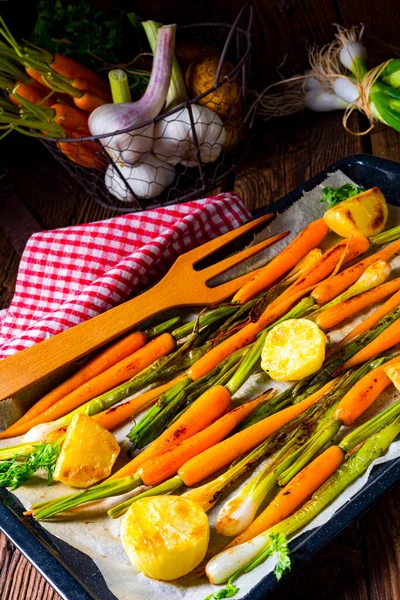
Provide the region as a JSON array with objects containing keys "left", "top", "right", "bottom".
[
  {"left": 321, "top": 184, "right": 364, "bottom": 207},
  {"left": 203, "top": 581, "right": 239, "bottom": 600},
  {"left": 0, "top": 441, "right": 62, "bottom": 490},
  {"left": 269, "top": 532, "right": 291, "bottom": 580}
]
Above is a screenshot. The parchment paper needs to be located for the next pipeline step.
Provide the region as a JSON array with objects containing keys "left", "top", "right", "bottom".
[{"left": 1, "top": 172, "right": 400, "bottom": 600}]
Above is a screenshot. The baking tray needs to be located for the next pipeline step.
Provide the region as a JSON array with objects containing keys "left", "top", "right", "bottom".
[{"left": 1, "top": 153, "right": 400, "bottom": 600}]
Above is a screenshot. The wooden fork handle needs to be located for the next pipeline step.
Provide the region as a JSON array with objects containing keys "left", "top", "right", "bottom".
[{"left": 0, "top": 276, "right": 185, "bottom": 402}]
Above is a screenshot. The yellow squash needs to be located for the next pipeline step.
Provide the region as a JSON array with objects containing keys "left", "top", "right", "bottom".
[
  {"left": 323, "top": 187, "right": 388, "bottom": 237},
  {"left": 53, "top": 413, "right": 120, "bottom": 488},
  {"left": 121, "top": 496, "right": 209, "bottom": 580},
  {"left": 261, "top": 318, "right": 326, "bottom": 381}
]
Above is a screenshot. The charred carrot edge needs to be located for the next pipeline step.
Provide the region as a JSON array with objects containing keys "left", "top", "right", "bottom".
[
  {"left": 177, "top": 382, "right": 336, "bottom": 487},
  {"left": 108, "top": 385, "right": 232, "bottom": 481},
  {"left": 0, "top": 333, "right": 175, "bottom": 439},
  {"left": 232, "top": 219, "right": 330, "bottom": 305},
  {"left": 138, "top": 393, "right": 269, "bottom": 486},
  {"left": 337, "top": 321, "right": 400, "bottom": 374},
  {"left": 316, "top": 277, "right": 400, "bottom": 331},
  {"left": 334, "top": 364, "right": 394, "bottom": 426},
  {"left": 312, "top": 238, "right": 400, "bottom": 306},
  {"left": 331, "top": 288, "right": 400, "bottom": 353},
  {"left": 6, "top": 331, "right": 147, "bottom": 433},
  {"left": 227, "top": 445, "right": 344, "bottom": 547}
]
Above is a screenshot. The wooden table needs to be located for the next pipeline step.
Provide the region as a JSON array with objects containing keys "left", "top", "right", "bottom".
[{"left": 0, "top": 108, "right": 399, "bottom": 599}]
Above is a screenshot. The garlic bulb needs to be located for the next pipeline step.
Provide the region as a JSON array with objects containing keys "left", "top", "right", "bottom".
[
  {"left": 105, "top": 154, "right": 175, "bottom": 201},
  {"left": 89, "top": 25, "right": 176, "bottom": 164},
  {"left": 153, "top": 104, "right": 226, "bottom": 167}
]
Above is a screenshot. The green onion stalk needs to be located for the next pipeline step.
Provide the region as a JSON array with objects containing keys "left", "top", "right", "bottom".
[
  {"left": 30, "top": 332, "right": 275, "bottom": 520},
  {"left": 205, "top": 410, "right": 400, "bottom": 592}
]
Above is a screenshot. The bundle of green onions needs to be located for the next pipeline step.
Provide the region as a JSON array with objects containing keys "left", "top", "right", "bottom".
[{"left": 249, "top": 24, "right": 400, "bottom": 135}]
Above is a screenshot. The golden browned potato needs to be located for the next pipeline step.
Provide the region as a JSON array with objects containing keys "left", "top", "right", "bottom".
[
  {"left": 175, "top": 41, "right": 219, "bottom": 66},
  {"left": 186, "top": 56, "right": 242, "bottom": 120},
  {"left": 53, "top": 413, "right": 120, "bottom": 488}
]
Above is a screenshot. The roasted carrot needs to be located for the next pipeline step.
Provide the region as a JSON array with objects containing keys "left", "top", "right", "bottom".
[
  {"left": 315, "top": 277, "right": 400, "bottom": 331},
  {"left": 334, "top": 364, "right": 394, "bottom": 426},
  {"left": 137, "top": 394, "right": 269, "bottom": 486},
  {"left": 0, "top": 333, "right": 175, "bottom": 439},
  {"left": 273, "top": 234, "right": 370, "bottom": 307},
  {"left": 232, "top": 219, "right": 329, "bottom": 305},
  {"left": 333, "top": 288, "right": 400, "bottom": 351},
  {"left": 312, "top": 238, "right": 400, "bottom": 306},
  {"left": 337, "top": 321, "right": 400, "bottom": 373},
  {"left": 177, "top": 384, "right": 333, "bottom": 487},
  {"left": 227, "top": 445, "right": 344, "bottom": 547},
  {"left": 6, "top": 330, "right": 147, "bottom": 432},
  {"left": 188, "top": 321, "right": 261, "bottom": 381},
  {"left": 109, "top": 384, "right": 232, "bottom": 480},
  {"left": 92, "top": 376, "right": 183, "bottom": 431}
]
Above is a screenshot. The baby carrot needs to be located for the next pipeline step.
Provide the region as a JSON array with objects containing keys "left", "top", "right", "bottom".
[
  {"left": 5, "top": 330, "right": 147, "bottom": 432},
  {"left": 334, "top": 363, "right": 394, "bottom": 426},
  {"left": 232, "top": 219, "right": 329, "bottom": 305},
  {"left": 47, "top": 54, "right": 108, "bottom": 88},
  {"left": 337, "top": 321, "right": 400, "bottom": 373},
  {"left": 137, "top": 393, "right": 269, "bottom": 486},
  {"left": 315, "top": 277, "right": 400, "bottom": 331},
  {"left": 227, "top": 445, "right": 344, "bottom": 547},
  {"left": 333, "top": 288, "right": 400, "bottom": 350},
  {"left": 0, "top": 333, "right": 175, "bottom": 439},
  {"left": 108, "top": 385, "right": 232, "bottom": 480},
  {"left": 50, "top": 103, "right": 89, "bottom": 134},
  {"left": 73, "top": 91, "right": 108, "bottom": 113},
  {"left": 274, "top": 234, "right": 370, "bottom": 306},
  {"left": 312, "top": 238, "right": 400, "bottom": 305},
  {"left": 178, "top": 386, "right": 329, "bottom": 487},
  {"left": 57, "top": 135, "right": 105, "bottom": 169},
  {"left": 9, "top": 81, "right": 54, "bottom": 108},
  {"left": 92, "top": 376, "right": 183, "bottom": 430},
  {"left": 71, "top": 78, "right": 111, "bottom": 102}
]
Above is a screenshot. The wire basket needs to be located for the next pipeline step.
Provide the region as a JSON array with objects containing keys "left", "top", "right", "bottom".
[{"left": 41, "top": 5, "right": 253, "bottom": 213}]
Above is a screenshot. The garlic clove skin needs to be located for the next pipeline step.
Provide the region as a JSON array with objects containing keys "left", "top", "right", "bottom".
[
  {"left": 105, "top": 154, "right": 175, "bottom": 201},
  {"left": 153, "top": 104, "right": 226, "bottom": 168}
]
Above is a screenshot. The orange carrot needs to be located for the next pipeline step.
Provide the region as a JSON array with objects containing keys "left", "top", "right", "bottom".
[
  {"left": 333, "top": 288, "right": 400, "bottom": 351},
  {"left": 334, "top": 364, "right": 394, "bottom": 426},
  {"left": 71, "top": 78, "right": 111, "bottom": 102},
  {"left": 57, "top": 134, "right": 105, "bottom": 169},
  {"left": 274, "top": 235, "right": 370, "bottom": 306},
  {"left": 73, "top": 92, "right": 108, "bottom": 113},
  {"left": 315, "top": 278, "right": 400, "bottom": 331},
  {"left": 227, "top": 445, "right": 344, "bottom": 547},
  {"left": 312, "top": 238, "right": 400, "bottom": 306},
  {"left": 48, "top": 54, "right": 108, "bottom": 88},
  {"left": 337, "top": 321, "right": 400, "bottom": 373},
  {"left": 137, "top": 393, "right": 270, "bottom": 486},
  {"left": 0, "top": 333, "right": 175, "bottom": 439},
  {"left": 188, "top": 321, "right": 261, "bottom": 381},
  {"left": 232, "top": 219, "right": 329, "bottom": 304},
  {"left": 9, "top": 82, "right": 55, "bottom": 108},
  {"left": 50, "top": 103, "right": 89, "bottom": 134},
  {"left": 92, "top": 375, "right": 183, "bottom": 430},
  {"left": 7, "top": 330, "right": 147, "bottom": 432},
  {"left": 178, "top": 380, "right": 337, "bottom": 487},
  {"left": 109, "top": 384, "right": 232, "bottom": 480}
]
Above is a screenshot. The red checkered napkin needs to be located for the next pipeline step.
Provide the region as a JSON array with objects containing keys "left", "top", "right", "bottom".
[{"left": 0, "top": 193, "right": 250, "bottom": 359}]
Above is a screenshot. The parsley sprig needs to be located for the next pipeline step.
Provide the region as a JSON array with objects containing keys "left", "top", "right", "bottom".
[
  {"left": 0, "top": 441, "right": 62, "bottom": 490},
  {"left": 321, "top": 184, "right": 364, "bottom": 207}
]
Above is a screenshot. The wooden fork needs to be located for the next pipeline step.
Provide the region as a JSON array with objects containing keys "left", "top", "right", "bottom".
[{"left": 0, "top": 213, "right": 288, "bottom": 401}]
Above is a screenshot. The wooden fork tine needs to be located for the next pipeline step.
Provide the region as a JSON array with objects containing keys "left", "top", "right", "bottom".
[
  {"left": 202, "top": 230, "right": 290, "bottom": 282},
  {"left": 187, "top": 213, "right": 274, "bottom": 263}
]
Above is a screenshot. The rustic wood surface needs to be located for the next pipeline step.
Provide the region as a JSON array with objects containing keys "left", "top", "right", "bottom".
[{"left": 1, "top": 0, "right": 400, "bottom": 598}]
